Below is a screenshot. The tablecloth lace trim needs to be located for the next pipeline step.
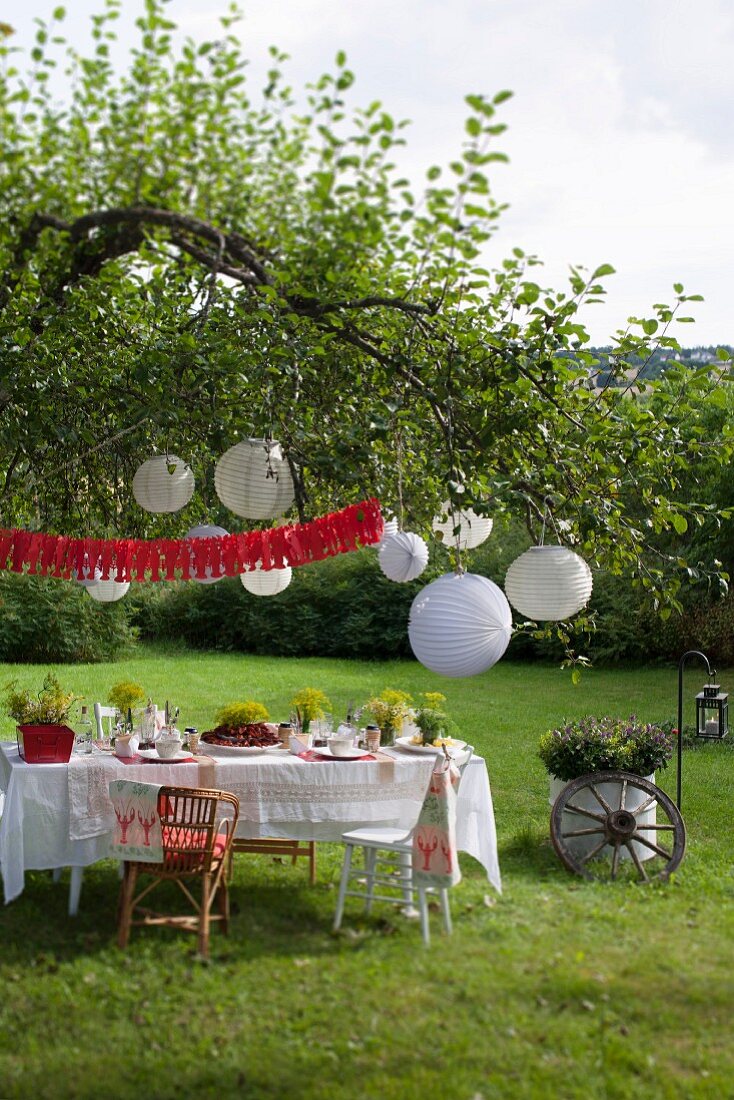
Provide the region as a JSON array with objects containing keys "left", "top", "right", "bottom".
[{"left": 223, "top": 778, "right": 428, "bottom": 806}]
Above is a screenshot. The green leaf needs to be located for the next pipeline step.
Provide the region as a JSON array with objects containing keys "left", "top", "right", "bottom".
[
  {"left": 671, "top": 514, "right": 688, "bottom": 535},
  {"left": 591, "top": 264, "right": 616, "bottom": 280}
]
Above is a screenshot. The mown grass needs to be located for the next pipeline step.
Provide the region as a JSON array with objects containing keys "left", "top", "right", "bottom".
[{"left": 1, "top": 647, "right": 733, "bottom": 1099}]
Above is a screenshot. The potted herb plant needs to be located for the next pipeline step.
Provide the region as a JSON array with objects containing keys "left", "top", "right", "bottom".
[
  {"left": 413, "top": 692, "right": 459, "bottom": 746},
  {"left": 4, "top": 673, "right": 81, "bottom": 763},
  {"left": 539, "top": 715, "right": 674, "bottom": 861}
]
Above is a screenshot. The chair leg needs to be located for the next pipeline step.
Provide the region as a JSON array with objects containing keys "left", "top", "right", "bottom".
[
  {"left": 333, "top": 844, "right": 354, "bottom": 931},
  {"left": 217, "top": 878, "right": 230, "bottom": 935},
  {"left": 198, "top": 873, "right": 212, "bottom": 959},
  {"left": 117, "top": 863, "right": 138, "bottom": 949},
  {"left": 417, "top": 886, "right": 430, "bottom": 945},
  {"left": 439, "top": 888, "right": 452, "bottom": 936},
  {"left": 68, "top": 866, "right": 84, "bottom": 917},
  {"left": 398, "top": 850, "right": 417, "bottom": 915},
  {"left": 364, "top": 848, "right": 377, "bottom": 914},
  {"left": 308, "top": 842, "right": 317, "bottom": 885}
]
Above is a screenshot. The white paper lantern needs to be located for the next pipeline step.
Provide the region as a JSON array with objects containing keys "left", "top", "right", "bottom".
[
  {"left": 408, "top": 572, "right": 512, "bottom": 678},
  {"left": 74, "top": 556, "right": 100, "bottom": 587},
  {"left": 432, "top": 503, "right": 493, "bottom": 551},
  {"left": 379, "top": 531, "right": 429, "bottom": 583},
  {"left": 215, "top": 438, "right": 295, "bottom": 519},
  {"left": 185, "top": 524, "right": 229, "bottom": 585},
  {"left": 374, "top": 516, "right": 399, "bottom": 550},
  {"left": 86, "top": 578, "right": 130, "bottom": 603},
  {"left": 132, "top": 455, "right": 195, "bottom": 514},
  {"left": 504, "top": 545, "right": 593, "bottom": 620},
  {"left": 240, "top": 563, "right": 292, "bottom": 596}
]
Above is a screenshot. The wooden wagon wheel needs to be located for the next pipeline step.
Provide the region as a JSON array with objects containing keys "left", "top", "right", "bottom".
[{"left": 550, "top": 770, "right": 686, "bottom": 883}]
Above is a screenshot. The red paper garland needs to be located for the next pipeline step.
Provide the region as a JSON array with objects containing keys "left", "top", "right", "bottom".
[{"left": 0, "top": 499, "right": 384, "bottom": 583}]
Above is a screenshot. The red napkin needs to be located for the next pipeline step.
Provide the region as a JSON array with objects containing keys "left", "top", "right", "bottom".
[{"left": 298, "top": 749, "right": 376, "bottom": 762}]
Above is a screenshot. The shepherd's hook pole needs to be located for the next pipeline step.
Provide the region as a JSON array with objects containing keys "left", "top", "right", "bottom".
[{"left": 677, "top": 650, "right": 711, "bottom": 810}]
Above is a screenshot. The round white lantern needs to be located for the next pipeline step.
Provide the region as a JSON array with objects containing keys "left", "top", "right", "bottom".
[
  {"left": 185, "top": 524, "right": 229, "bottom": 585},
  {"left": 240, "top": 563, "right": 292, "bottom": 596},
  {"left": 74, "top": 556, "right": 100, "bottom": 587},
  {"left": 432, "top": 503, "right": 493, "bottom": 551},
  {"left": 132, "top": 455, "right": 195, "bottom": 514},
  {"left": 408, "top": 572, "right": 512, "bottom": 678},
  {"left": 215, "top": 438, "right": 295, "bottom": 520},
  {"left": 379, "top": 531, "right": 429, "bottom": 583},
  {"left": 86, "top": 579, "right": 130, "bottom": 603},
  {"left": 374, "top": 516, "right": 399, "bottom": 550},
  {"left": 504, "top": 545, "right": 593, "bottom": 620}
]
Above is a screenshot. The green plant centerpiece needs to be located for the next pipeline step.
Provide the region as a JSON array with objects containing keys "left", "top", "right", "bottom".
[
  {"left": 4, "top": 674, "right": 80, "bottom": 727},
  {"left": 539, "top": 715, "right": 674, "bottom": 782},
  {"left": 365, "top": 689, "right": 413, "bottom": 746},
  {"left": 290, "top": 689, "right": 331, "bottom": 734},
  {"left": 215, "top": 701, "right": 270, "bottom": 728},
  {"left": 200, "top": 700, "right": 278, "bottom": 749},
  {"left": 413, "top": 692, "right": 460, "bottom": 747}
]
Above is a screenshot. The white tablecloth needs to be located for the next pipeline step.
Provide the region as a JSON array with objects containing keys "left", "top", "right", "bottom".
[{"left": 0, "top": 742, "right": 501, "bottom": 904}]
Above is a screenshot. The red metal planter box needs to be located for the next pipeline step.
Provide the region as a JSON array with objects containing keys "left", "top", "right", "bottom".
[{"left": 16, "top": 724, "right": 76, "bottom": 764}]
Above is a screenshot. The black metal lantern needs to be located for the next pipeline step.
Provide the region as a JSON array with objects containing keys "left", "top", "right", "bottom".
[{"left": 695, "top": 683, "right": 728, "bottom": 740}]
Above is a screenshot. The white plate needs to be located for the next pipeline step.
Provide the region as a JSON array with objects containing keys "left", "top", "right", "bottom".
[
  {"left": 315, "top": 745, "right": 371, "bottom": 760},
  {"left": 264, "top": 745, "right": 291, "bottom": 755},
  {"left": 137, "top": 748, "right": 194, "bottom": 763},
  {"left": 394, "top": 736, "right": 466, "bottom": 756},
  {"left": 199, "top": 740, "right": 271, "bottom": 756}
]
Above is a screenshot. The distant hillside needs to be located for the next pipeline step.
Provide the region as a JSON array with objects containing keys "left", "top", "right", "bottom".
[{"left": 587, "top": 345, "right": 733, "bottom": 387}]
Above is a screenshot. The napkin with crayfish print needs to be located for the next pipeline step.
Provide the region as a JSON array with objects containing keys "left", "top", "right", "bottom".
[
  {"left": 412, "top": 757, "right": 462, "bottom": 888},
  {"left": 108, "top": 779, "right": 163, "bottom": 862}
]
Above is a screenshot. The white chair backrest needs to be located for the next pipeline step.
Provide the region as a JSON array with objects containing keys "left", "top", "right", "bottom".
[
  {"left": 93, "top": 703, "right": 117, "bottom": 739},
  {"left": 433, "top": 744, "right": 474, "bottom": 788}
]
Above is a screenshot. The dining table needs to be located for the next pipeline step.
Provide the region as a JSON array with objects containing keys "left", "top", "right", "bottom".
[{"left": 0, "top": 739, "right": 502, "bottom": 911}]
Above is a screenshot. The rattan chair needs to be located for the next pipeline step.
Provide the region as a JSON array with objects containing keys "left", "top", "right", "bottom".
[{"left": 116, "top": 786, "right": 239, "bottom": 958}]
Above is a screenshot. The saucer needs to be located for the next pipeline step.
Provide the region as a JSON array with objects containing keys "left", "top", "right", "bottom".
[{"left": 138, "top": 748, "right": 193, "bottom": 763}]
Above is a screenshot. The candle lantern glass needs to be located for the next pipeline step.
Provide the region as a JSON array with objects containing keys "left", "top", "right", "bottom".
[{"left": 695, "top": 685, "right": 728, "bottom": 740}]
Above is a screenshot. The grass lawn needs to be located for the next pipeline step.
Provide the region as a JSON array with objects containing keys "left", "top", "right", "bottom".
[{"left": 0, "top": 646, "right": 732, "bottom": 1099}]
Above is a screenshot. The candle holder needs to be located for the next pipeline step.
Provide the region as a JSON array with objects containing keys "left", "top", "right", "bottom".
[{"left": 695, "top": 684, "right": 728, "bottom": 741}]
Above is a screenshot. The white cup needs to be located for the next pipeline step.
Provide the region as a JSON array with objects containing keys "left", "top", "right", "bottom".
[
  {"left": 156, "top": 737, "right": 181, "bottom": 759},
  {"left": 328, "top": 736, "right": 355, "bottom": 757}
]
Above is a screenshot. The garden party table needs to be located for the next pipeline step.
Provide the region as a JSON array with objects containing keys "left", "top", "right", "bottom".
[{"left": 0, "top": 741, "right": 501, "bottom": 906}]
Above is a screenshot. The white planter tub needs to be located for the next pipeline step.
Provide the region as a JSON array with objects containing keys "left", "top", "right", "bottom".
[{"left": 549, "top": 774, "right": 657, "bottom": 863}]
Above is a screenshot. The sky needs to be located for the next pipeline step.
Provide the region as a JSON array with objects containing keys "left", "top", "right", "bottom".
[{"left": 8, "top": 0, "right": 734, "bottom": 345}]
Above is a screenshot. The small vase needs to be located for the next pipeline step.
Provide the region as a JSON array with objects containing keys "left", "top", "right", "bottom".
[{"left": 381, "top": 723, "right": 397, "bottom": 747}]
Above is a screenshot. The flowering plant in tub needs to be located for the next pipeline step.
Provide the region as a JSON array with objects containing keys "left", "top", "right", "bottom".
[{"left": 538, "top": 715, "right": 674, "bottom": 782}]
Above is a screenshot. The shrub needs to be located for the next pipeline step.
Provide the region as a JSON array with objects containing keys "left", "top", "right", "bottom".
[
  {"left": 538, "top": 716, "right": 675, "bottom": 781},
  {"left": 0, "top": 572, "right": 136, "bottom": 663}
]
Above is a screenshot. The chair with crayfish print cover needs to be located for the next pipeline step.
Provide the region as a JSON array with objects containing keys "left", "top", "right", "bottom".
[
  {"left": 333, "top": 746, "right": 473, "bottom": 945},
  {"left": 111, "top": 782, "right": 239, "bottom": 959}
]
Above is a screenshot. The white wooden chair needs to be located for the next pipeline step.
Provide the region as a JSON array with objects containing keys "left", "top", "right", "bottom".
[
  {"left": 93, "top": 703, "right": 118, "bottom": 741},
  {"left": 333, "top": 747, "right": 474, "bottom": 945}
]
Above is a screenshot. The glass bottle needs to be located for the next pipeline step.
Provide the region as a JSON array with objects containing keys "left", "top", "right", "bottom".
[{"left": 75, "top": 705, "right": 94, "bottom": 755}]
